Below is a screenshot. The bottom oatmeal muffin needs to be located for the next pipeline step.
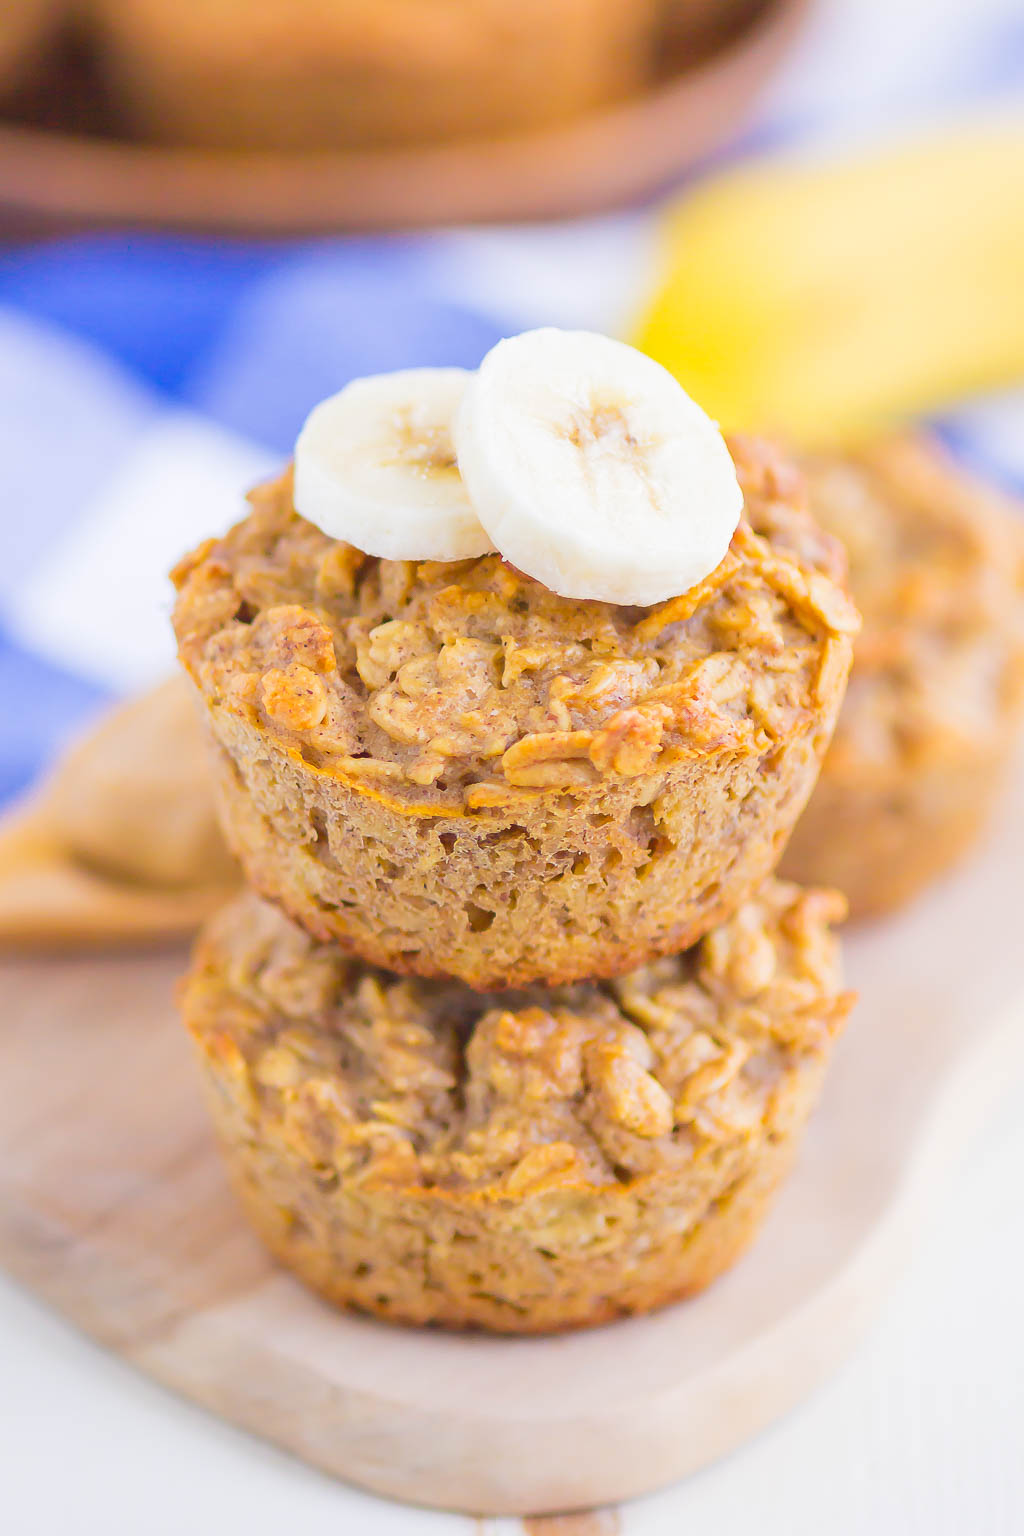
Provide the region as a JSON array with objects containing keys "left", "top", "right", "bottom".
[
  {"left": 182, "top": 880, "right": 852, "bottom": 1333},
  {"left": 783, "top": 435, "right": 1024, "bottom": 917}
]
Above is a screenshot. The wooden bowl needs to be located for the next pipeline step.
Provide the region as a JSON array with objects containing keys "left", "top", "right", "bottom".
[{"left": 0, "top": 0, "right": 809, "bottom": 235}]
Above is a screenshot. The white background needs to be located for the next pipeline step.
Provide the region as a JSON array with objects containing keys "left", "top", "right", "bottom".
[{"left": 3, "top": 0, "right": 1024, "bottom": 1530}]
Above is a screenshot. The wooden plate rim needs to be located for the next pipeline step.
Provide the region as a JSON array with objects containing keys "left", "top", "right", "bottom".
[{"left": 0, "top": 0, "right": 810, "bottom": 232}]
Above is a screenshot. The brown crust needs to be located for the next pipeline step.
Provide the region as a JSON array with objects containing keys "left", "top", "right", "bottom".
[
  {"left": 173, "top": 437, "right": 857, "bottom": 990},
  {"left": 782, "top": 434, "right": 1024, "bottom": 916},
  {"left": 181, "top": 880, "right": 852, "bottom": 1333}
]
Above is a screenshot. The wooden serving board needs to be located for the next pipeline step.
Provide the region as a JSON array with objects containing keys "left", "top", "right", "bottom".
[
  {"left": 0, "top": 0, "right": 808, "bottom": 234},
  {"left": 2, "top": 770, "right": 1024, "bottom": 1518}
]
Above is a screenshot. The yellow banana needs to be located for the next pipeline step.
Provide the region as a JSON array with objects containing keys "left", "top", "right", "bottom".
[{"left": 635, "top": 119, "right": 1024, "bottom": 444}]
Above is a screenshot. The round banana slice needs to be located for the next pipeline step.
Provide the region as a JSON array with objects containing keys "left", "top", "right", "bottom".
[
  {"left": 454, "top": 329, "right": 743, "bottom": 605},
  {"left": 294, "top": 367, "right": 492, "bottom": 561}
]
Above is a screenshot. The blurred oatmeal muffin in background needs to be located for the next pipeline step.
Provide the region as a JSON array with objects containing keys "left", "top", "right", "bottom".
[
  {"left": 0, "top": 0, "right": 63, "bottom": 97},
  {"left": 182, "top": 877, "right": 852, "bottom": 1332},
  {"left": 782, "top": 434, "right": 1024, "bottom": 917},
  {"left": 171, "top": 437, "right": 858, "bottom": 992},
  {"left": 85, "top": 0, "right": 659, "bottom": 152}
]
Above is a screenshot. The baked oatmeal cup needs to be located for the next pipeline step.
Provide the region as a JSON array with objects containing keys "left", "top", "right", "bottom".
[
  {"left": 782, "top": 434, "right": 1024, "bottom": 917},
  {"left": 182, "top": 878, "right": 852, "bottom": 1333},
  {"left": 172, "top": 438, "right": 858, "bottom": 990},
  {"left": 87, "top": 0, "right": 657, "bottom": 152}
]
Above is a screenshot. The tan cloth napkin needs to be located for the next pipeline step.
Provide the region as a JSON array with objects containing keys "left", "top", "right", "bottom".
[{"left": 0, "top": 677, "right": 239, "bottom": 949}]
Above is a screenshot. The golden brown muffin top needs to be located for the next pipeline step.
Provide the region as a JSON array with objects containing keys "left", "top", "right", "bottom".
[
  {"left": 184, "top": 880, "right": 851, "bottom": 1196},
  {"left": 804, "top": 435, "right": 1024, "bottom": 775},
  {"left": 172, "top": 435, "right": 857, "bottom": 812}
]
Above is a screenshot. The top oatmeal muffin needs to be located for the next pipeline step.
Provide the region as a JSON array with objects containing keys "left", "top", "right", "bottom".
[
  {"left": 172, "top": 436, "right": 857, "bottom": 989},
  {"left": 782, "top": 435, "right": 1024, "bottom": 916}
]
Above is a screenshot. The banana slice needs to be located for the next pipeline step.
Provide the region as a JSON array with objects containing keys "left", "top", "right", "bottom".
[
  {"left": 294, "top": 367, "right": 492, "bottom": 561},
  {"left": 454, "top": 329, "right": 743, "bottom": 605}
]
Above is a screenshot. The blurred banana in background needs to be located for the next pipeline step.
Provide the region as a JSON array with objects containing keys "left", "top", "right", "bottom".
[{"left": 636, "top": 120, "right": 1024, "bottom": 443}]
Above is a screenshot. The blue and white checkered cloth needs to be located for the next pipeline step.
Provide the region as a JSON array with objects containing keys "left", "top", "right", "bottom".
[{"left": 2, "top": 0, "right": 1023, "bottom": 807}]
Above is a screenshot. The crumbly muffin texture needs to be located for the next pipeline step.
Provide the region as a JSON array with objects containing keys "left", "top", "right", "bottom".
[
  {"left": 782, "top": 435, "right": 1024, "bottom": 915},
  {"left": 172, "top": 438, "right": 857, "bottom": 989},
  {"left": 183, "top": 879, "right": 852, "bottom": 1332},
  {"left": 174, "top": 441, "right": 852, "bottom": 806}
]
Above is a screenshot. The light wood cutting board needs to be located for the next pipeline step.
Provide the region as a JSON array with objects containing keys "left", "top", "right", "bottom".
[
  {"left": 0, "top": 0, "right": 809, "bottom": 235},
  {"left": 2, "top": 770, "right": 1023, "bottom": 1518}
]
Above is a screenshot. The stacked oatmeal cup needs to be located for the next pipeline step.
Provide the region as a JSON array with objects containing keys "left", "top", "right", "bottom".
[{"left": 173, "top": 330, "right": 860, "bottom": 1332}]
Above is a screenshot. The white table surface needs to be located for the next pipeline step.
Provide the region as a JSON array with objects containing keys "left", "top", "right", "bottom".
[{"left": 4, "top": 0, "right": 1024, "bottom": 1529}]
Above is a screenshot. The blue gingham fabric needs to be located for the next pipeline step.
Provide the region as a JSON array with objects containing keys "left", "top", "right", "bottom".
[{"left": 1, "top": 0, "right": 1023, "bottom": 807}]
